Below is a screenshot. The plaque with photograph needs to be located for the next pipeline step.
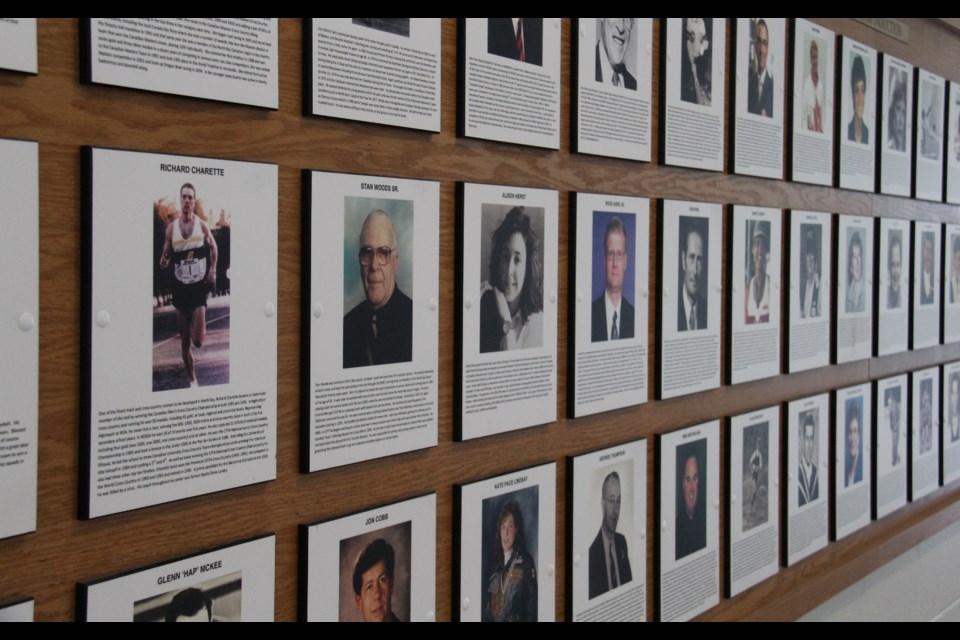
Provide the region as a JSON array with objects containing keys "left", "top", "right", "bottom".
[
  {"left": 569, "top": 192, "right": 650, "bottom": 418},
  {"left": 303, "top": 171, "right": 439, "bottom": 472},
  {"left": 80, "top": 147, "right": 278, "bottom": 519},
  {"left": 878, "top": 54, "right": 914, "bottom": 197},
  {"left": 945, "top": 83, "right": 960, "bottom": 204},
  {"left": 656, "top": 421, "right": 719, "bottom": 621},
  {"left": 567, "top": 439, "right": 647, "bottom": 621},
  {"left": 455, "top": 462, "right": 556, "bottom": 622},
  {"left": 727, "top": 205, "right": 782, "bottom": 385},
  {"left": 0, "top": 597, "right": 33, "bottom": 622},
  {"left": 911, "top": 367, "right": 941, "bottom": 501},
  {"left": 875, "top": 217, "right": 910, "bottom": 356},
  {"left": 911, "top": 221, "right": 941, "bottom": 350},
  {"left": 874, "top": 375, "right": 908, "bottom": 519},
  {"left": 0, "top": 18, "right": 36, "bottom": 74},
  {"left": 458, "top": 18, "right": 561, "bottom": 149},
  {"left": 785, "top": 210, "right": 832, "bottom": 373},
  {"left": 656, "top": 199, "right": 722, "bottom": 399},
  {"left": 835, "top": 214, "right": 873, "bottom": 364},
  {"left": 659, "top": 18, "right": 727, "bottom": 172},
  {"left": 833, "top": 383, "right": 872, "bottom": 540},
  {"left": 299, "top": 493, "right": 436, "bottom": 622},
  {"left": 456, "top": 182, "right": 558, "bottom": 441},
  {"left": 304, "top": 19, "right": 441, "bottom": 132},
  {"left": 788, "top": 19, "right": 834, "bottom": 186},
  {"left": 77, "top": 534, "right": 274, "bottom": 621},
  {"left": 944, "top": 224, "right": 960, "bottom": 344},
  {"left": 0, "top": 139, "right": 38, "bottom": 540},
  {"left": 572, "top": 18, "right": 653, "bottom": 162},
  {"left": 730, "top": 18, "right": 786, "bottom": 180},
  {"left": 914, "top": 69, "right": 946, "bottom": 202},
  {"left": 81, "top": 19, "right": 279, "bottom": 109},
  {"left": 943, "top": 362, "right": 960, "bottom": 486},
  {"left": 837, "top": 37, "right": 877, "bottom": 193},
  {"left": 785, "top": 393, "right": 829, "bottom": 566},
  {"left": 726, "top": 406, "right": 779, "bottom": 597}
]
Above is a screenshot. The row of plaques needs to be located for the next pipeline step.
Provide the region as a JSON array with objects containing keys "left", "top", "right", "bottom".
[
  {"left": 3, "top": 140, "right": 960, "bottom": 536},
  {"left": 6, "top": 363, "right": 955, "bottom": 621},
  {"left": 4, "top": 19, "right": 960, "bottom": 201}
]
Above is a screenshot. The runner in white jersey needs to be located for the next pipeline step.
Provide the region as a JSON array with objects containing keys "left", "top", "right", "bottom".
[{"left": 159, "top": 183, "right": 218, "bottom": 388}]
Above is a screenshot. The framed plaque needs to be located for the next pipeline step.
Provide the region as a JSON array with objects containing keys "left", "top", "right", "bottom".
[
  {"left": 299, "top": 493, "right": 436, "bottom": 622},
  {"left": 660, "top": 18, "right": 727, "bottom": 172},
  {"left": 877, "top": 54, "right": 913, "bottom": 197},
  {"left": 569, "top": 192, "right": 650, "bottom": 417},
  {"left": 914, "top": 68, "right": 946, "bottom": 202},
  {"left": 302, "top": 170, "right": 439, "bottom": 472},
  {"left": 727, "top": 204, "right": 782, "bottom": 385},
  {"left": 81, "top": 147, "right": 278, "bottom": 519},
  {"left": 785, "top": 393, "right": 829, "bottom": 566},
  {"left": 455, "top": 462, "right": 556, "bottom": 622},
  {"left": 304, "top": 19, "right": 441, "bottom": 132},
  {"left": 0, "top": 18, "right": 36, "bottom": 74},
  {"left": 567, "top": 439, "right": 647, "bottom": 621},
  {"left": 730, "top": 18, "right": 786, "bottom": 179},
  {"left": 656, "top": 421, "right": 720, "bottom": 621},
  {"left": 77, "top": 534, "right": 275, "bottom": 622},
  {"left": 911, "top": 221, "right": 941, "bottom": 350},
  {"left": 943, "top": 361, "right": 960, "bottom": 486},
  {"left": 875, "top": 217, "right": 910, "bottom": 356},
  {"left": 785, "top": 210, "right": 832, "bottom": 373},
  {"left": 911, "top": 367, "right": 940, "bottom": 501},
  {"left": 788, "top": 19, "right": 834, "bottom": 186},
  {"left": 726, "top": 406, "right": 780, "bottom": 597},
  {"left": 835, "top": 214, "right": 873, "bottom": 364},
  {"left": 656, "top": 199, "right": 723, "bottom": 399},
  {"left": 945, "top": 223, "right": 960, "bottom": 343},
  {"left": 833, "top": 383, "right": 872, "bottom": 540},
  {"left": 458, "top": 18, "right": 561, "bottom": 149},
  {"left": 837, "top": 37, "right": 877, "bottom": 192},
  {"left": 874, "top": 375, "right": 908, "bottom": 519},
  {"left": 81, "top": 19, "right": 278, "bottom": 109},
  {"left": 456, "top": 182, "right": 558, "bottom": 440},
  {"left": 572, "top": 18, "right": 653, "bottom": 162},
  {"left": 0, "top": 138, "right": 38, "bottom": 539}
]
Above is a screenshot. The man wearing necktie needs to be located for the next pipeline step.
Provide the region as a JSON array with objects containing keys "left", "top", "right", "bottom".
[
  {"left": 677, "top": 221, "right": 708, "bottom": 332},
  {"left": 747, "top": 19, "right": 773, "bottom": 118},
  {"left": 595, "top": 18, "right": 637, "bottom": 90},
  {"left": 592, "top": 217, "right": 635, "bottom": 341},
  {"left": 588, "top": 471, "right": 633, "bottom": 598},
  {"left": 342, "top": 209, "right": 413, "bottom": 369},
  {"left": 487, "top": 18, "right": 543, "bottom": 67}
]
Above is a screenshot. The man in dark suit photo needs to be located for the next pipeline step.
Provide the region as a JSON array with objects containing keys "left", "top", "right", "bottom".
[
  {"left": 592, "top": 216, "right": 634, "bottom": 342},
  {"left": 595, "top": 18, "right": 636, "bottom": 90},
  {"left": 677, "top": 220, "right": 708, "bottom": 331},
  {"left": 588, "top": 471, "right": 632, "bottom": 598},
  {"left": 488, "top": 18, "right": 543, "bottom": 66},
  {"left": 747, "top": 19, "right": 773, "bottom": 117},
  {"left": 675, "top": 444, "right": 706, "bottom": 560}
]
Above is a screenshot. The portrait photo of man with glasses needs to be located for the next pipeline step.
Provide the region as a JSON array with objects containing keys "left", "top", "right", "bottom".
[{"left": 343, "top": 208, "right": 413, "bottom": 368}]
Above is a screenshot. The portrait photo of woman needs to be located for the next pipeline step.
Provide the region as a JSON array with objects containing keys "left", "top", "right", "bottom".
[
  {"left": 479, "top": 205, "right": 545, "bottom": 353},
  {"left": 482, "top": 497, "right": 538, "bottom": 622}
]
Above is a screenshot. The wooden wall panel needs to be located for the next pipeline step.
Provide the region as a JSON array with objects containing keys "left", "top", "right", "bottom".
[{"left": 0, "top": 18, "right": 959, "bottom": 621}]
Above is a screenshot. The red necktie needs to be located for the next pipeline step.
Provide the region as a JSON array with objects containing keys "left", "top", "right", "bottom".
[{"left": 516, "top": 19, "right": 525, "bottom": 62}]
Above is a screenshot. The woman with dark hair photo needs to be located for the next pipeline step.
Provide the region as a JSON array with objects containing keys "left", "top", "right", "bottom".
[
  {"left": 483, "top": 499, "right": 537, "bottom": 622},
  {"left": 479, "top": 206, "right": 544, "bottom": 352}
]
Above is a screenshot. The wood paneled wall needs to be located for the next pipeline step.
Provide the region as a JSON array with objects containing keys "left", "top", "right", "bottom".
[{"left": 1, "top": 18, "right": 959, "bottom": 621}]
